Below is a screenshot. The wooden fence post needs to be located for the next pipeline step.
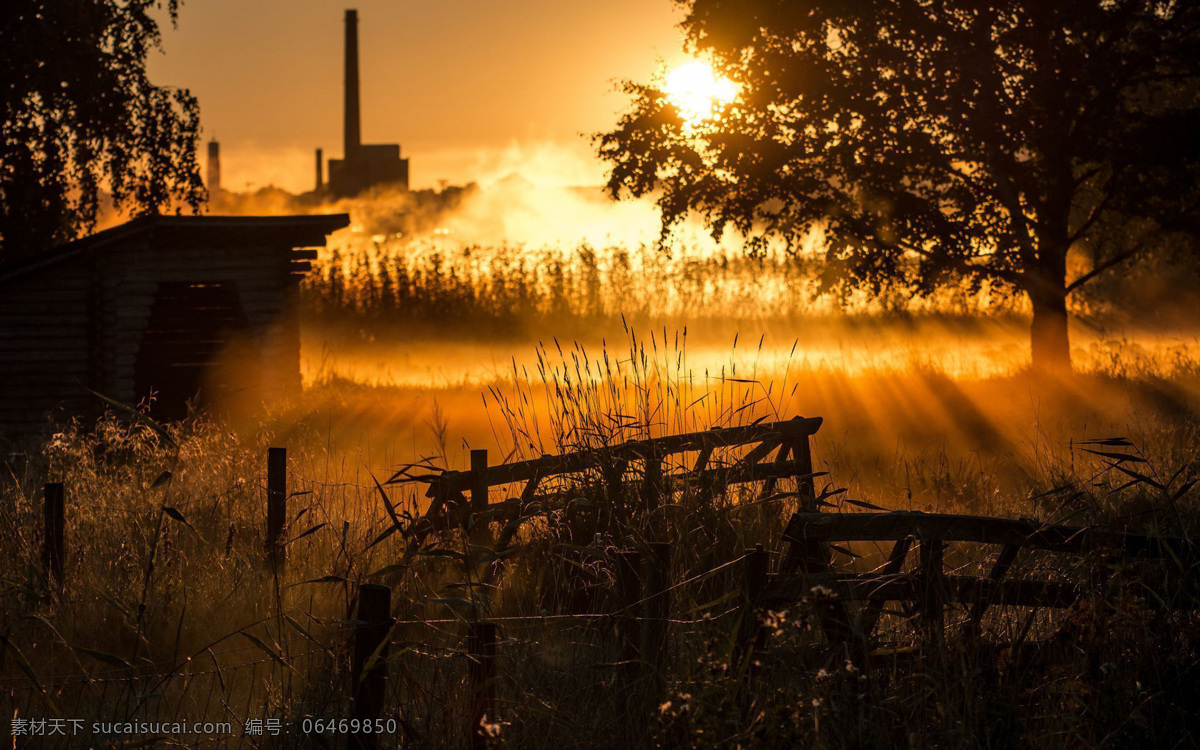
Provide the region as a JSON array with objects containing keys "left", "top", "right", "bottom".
[
  {"left": 602, "top": 461, "right": 627, "bottom": 533},
  {"left": 351, "top": 583, "right": 393, "bottom": 750},
  {"left": 643, "top": 453, "right": 668, "bottom": 539},
  {"left": 615, "top": 549, "right": 643, "bottom": 682},
  {"left": 642, "top": 455, "right": 663, "bottom": 511},
  {"left": 919, "top": 537, "right": 945, "bottom": 646},
  {"left": 43, "top": 482, "right": 64, "bottom": 590},
  {"left": 737, "top": 544, "right": 769, "bottom": 666},
  {"left": 642, "top": 542, "right": 671, "bottom": 689},
  {"left": 470, "top": 449, "right": 493, "bottom": 546},
  {"left": 790, "top": 435, "right": 817, "bottom": 509},
  {"left": 467, "top": 620, "right": 498, "bottom": 750},
  {"left": 470, "top": 449, "right": 489, "bottom": 514},
  {"left": 266, "top": 447, "right": 287, "bottom": 571}
]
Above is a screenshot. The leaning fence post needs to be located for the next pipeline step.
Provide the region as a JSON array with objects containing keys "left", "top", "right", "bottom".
[
  {"left": 266, "top": 447, "right": 287, "bottom": 571},
  {"left": 642, "top": 542, "right": 671, "bottom": 690},
  {"left": 43, "top": 482, "right": 65, "bottom": 591},
  {"left": 467, "top": 620, "right": 498, "bottom": 750},
  {"left": 351, "top": 584, "right": 393, "bottom": 750}
]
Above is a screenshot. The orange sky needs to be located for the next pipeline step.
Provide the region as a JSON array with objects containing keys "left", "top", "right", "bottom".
[{"left": 148, "top": 1, "right": 689, "bottom": 192}]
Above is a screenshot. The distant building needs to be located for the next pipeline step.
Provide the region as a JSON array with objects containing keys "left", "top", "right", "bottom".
[
  {"left": 207, "top": 139, "right": 221, "bottom": 194},
  {"left": 324, "top": 9, "right": 409, "bottom": 196},
  {"left": 0, "top": 214, "right": 348, "bottom": 434}
]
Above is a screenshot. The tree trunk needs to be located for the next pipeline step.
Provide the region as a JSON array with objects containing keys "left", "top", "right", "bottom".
[{"left": 1028, "top": 279, "right": 1071, "bottom": 373}]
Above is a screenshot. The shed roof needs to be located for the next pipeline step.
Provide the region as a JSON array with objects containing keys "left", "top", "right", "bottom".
[{"left": 0, "top": 213, "right": 350, "bottom": 286}]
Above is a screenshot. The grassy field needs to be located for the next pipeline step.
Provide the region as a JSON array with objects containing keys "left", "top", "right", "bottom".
[{"left": 4, "top": 254, "right": 1200, "bottom": 747}]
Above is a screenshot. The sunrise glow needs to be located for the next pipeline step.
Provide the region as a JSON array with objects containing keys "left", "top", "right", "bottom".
[
  {"left": 663, "top": 59, "right": 738, "bottom": 124},
  {"left": 6, "top": 4, "right": 1200, "bottom": 745}
]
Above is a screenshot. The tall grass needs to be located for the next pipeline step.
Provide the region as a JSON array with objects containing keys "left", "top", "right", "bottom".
[
  {"left": 3, "top": 334, "right": 1200, "bottom": 748},
  {"left": 298, "top": 235, "right": 1200, "bottom": 346},
  {"left": 299, "top": 240, "right": 1008, "bottom": 338}
]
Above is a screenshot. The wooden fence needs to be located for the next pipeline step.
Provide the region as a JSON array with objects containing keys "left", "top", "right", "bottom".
[
  {"left": 750, "top": 510, "right": 1199, "bottom": 668},
  {"left": 390, "top": 415, "right": 826, "bottom": 548},
  {"left": 14, "top": 418, "right": 1200, "bottom": 747}
]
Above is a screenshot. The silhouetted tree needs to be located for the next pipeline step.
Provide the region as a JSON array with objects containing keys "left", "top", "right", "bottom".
[
  {"left": 0, "top": 0, "right": 204, "bottom": 260},
  {"left": 598, "top": 1, "right": 1200, "bottom": 371}
]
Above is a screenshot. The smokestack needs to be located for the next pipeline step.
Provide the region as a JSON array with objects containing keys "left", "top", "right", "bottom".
[
  {"left": 344, "top": 9, "right": 361, "bottom": 161},
  {"left": 206, "top": 139, "right": 221, "bottom": 194},
  {"left": 315, "top": 148, "right": 324, "bottom": 191}
]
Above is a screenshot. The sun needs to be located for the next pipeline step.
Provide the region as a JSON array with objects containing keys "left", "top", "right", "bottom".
[{"left": 663, "top": 60, "right": 738, "bottom": 125}]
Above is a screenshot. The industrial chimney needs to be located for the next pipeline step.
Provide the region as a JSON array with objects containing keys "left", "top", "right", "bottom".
[
  {"left": 344, "top": 9, "right": 361, "bottom": 162},
  {"left": 206, "top": 139, "right": 221, "bottom": 194},
  {"left": 327, "top": 8, "right": 408, "bottom": 196},
  {"left": 315, "top": 148, "right": 324, "bottom": 191}
]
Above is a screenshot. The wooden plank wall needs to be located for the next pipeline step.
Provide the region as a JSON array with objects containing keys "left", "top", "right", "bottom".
[
  {"left": 0, "top": 263, "right": 94, "bottom": 434},
  {"left": 99, "top": 240, "right": 301, "bottom": 407},
  {"left": 1, "top": 237, "right": 307, "bottom": 436}
]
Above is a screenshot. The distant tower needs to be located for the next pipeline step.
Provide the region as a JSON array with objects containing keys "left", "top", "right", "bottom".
[
  {"left": 315, "top": 148, "right": 324, "bottom": 191},
  {"left": 326, "top": 8, "right": 409, "bottom": 196},
  {"left": 206, "top": 139, "right": 221, "bottom": 194},
  {"left": 344, "top": 9, "right": 361, "bottom": 163}
]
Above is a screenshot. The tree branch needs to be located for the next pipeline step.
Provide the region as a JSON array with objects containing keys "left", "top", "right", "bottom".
[
  {"left": 1065, "top": 244, "right": 1148, "bottom": 294},
  {"left": 908, "top": 243, "right": 1023, "bottom": 286},
  {"left": 1068, "top": 172, "right": 1120, "bottom": 245}
]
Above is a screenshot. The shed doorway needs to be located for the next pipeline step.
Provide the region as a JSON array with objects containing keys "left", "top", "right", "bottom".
[{"left": 134, "top": 281, "right": 261, "bottom": 421}]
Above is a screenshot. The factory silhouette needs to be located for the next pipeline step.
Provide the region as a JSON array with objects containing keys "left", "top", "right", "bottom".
[
  {"left": 325, "top": 9, "right": 410, "bottom": 195},
  {"left": 206, "top": 9, "right": 410, "bottom": 199}
]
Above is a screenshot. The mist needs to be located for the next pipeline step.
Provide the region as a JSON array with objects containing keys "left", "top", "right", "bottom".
[{"left": 191, "top": 138, "right": 745, "bottom": 252}]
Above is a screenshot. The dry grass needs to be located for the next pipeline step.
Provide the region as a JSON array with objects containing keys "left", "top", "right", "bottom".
[
  {"left": 299, "top": 240, "right": 1006, "bottom": 341},
  {"left": 2, "top": 332, "right": 1200, "bottom": 748}
]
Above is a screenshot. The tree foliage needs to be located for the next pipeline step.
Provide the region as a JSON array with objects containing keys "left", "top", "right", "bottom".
[
  {"left": 598, "top": 0, "right": 1200, "bottom": 369},
  {"left": 0, "top": 0, "right": 204, "bottom": 260}
]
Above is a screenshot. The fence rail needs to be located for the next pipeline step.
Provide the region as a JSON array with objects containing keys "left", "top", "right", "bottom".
[
  {"left": 783, "top": 511, "right": 1198, "bottom": 560},
  {"left": 750, "top": 509, "right": 1200, "bottom": 669},
  {"left": 10, "top": 421, "right": 1198, "bottom": 747},
  {"left": 392, "top": 416, "right": 823, "bottom": 496}
]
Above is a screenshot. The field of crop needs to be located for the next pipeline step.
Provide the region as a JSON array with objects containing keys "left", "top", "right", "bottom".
[{"left": 4, "top": 243, "right": 1200, "bottom": 748}]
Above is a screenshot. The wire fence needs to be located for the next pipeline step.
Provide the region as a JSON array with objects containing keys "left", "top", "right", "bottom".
[
  {"left": 1, "top": 543, "right": 763, "bottom": 749},
  {"left": 10, "top": 431, "right": 1168, "bottom": 748}
]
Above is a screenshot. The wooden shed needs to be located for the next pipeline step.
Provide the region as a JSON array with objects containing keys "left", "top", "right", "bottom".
[{"left": 0, "top": 213, "right": 349, "bottom": 436}]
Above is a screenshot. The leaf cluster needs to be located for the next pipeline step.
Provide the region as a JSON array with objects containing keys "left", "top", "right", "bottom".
[{"left": 0, "top": 0, "right": 204, "bottom": 259}]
